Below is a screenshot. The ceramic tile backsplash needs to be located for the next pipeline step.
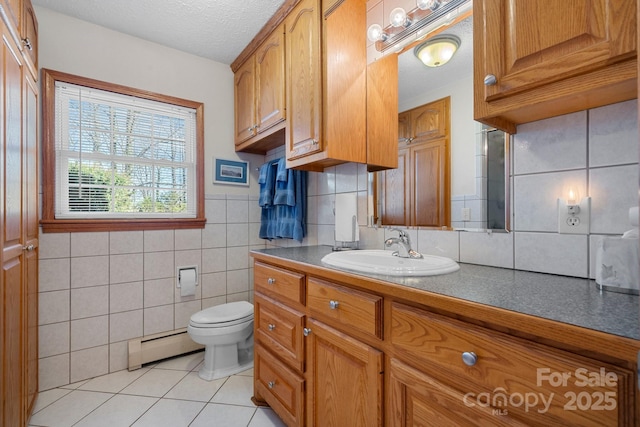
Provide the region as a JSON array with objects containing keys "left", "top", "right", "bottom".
[
  {"left": 589, "top": 100, "right": 638, "bottom": 168},
  {"left": 515, "top": 233, "right": 588, "bottom": 277},
  {"left": 459, "top": 231, "right": 514, "bottom": 269},
  {"left": 589, "top": 164, "right": 639, "bottom": 234}
]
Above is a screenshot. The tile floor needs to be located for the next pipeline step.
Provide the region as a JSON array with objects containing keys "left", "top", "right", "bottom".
[{"left": 29, "top": 351, "right": 286, "bottom": 427}]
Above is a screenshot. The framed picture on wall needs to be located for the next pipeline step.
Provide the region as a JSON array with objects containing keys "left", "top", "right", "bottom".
[{"left": 213, "top": 158, "right": 249, "bottom": 186}]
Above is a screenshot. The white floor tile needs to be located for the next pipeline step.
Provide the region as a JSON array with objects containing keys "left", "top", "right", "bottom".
[
  {"left": 29, "top": 390, "right": 113, "bottom": 427},
  {"left": 236, "top": 367, "right": 254, "bottom": 377},
  {"left": 249, "top": 407, "right": 287, "bottom": 427},
  {"left": 74, "top": 394, "right": 158, "bottom": 427},
  {"left": 190, "top": 403, "right": 256, "bottom": 427},
  {"left": 78, "top": 367, "right": 151, "bottom": 393},
  {"left": 58, "top": 379, "right": 89, "bottom": 390},
  {"left": 32, "top": 388, "right": 72, "bottom": 414},
  {"left": 164, "top": 371, "right": 226, "bottom": 402},
  {"left": 154, "top": 351, "right": 204, "bottom": 371},
  {"left": 131, "top": 398, "right": 205, "bottom": 427},
  {"left": 210, "top": 375, "right": 255, "bottom": 407},
  {"left": 121, "top": 369, "right": 188, "bottom": 397}
]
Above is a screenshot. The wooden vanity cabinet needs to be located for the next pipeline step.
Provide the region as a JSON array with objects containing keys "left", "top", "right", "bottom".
[
  {"left": 234, "top": 25, "right": 286, "bottom": 153},
  {"left": 474, "top": 0, "right": 637, "bottom": 134}
]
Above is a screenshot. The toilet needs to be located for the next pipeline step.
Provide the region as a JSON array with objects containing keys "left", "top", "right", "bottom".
[{"left": 187, "top": 301, "right": 254, "bottom": 381}]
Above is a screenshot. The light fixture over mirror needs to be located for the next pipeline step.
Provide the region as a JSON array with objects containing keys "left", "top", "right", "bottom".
[{"left": 414, "top": 35, "right": 460, "bottom": 67}]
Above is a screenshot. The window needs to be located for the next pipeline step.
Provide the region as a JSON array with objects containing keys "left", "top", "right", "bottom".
[{"left": 41, "top": 69, "right": 206, "bottom": 232}]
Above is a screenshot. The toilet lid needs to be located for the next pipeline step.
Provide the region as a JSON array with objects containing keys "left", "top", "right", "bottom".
[{"left": 191, "top": 301, "right": 254, "bottom": 324}]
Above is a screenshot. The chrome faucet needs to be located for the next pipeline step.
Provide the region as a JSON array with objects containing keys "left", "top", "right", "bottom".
[{"left": 384, "top": 228, "right": 423, "bottom": 259}]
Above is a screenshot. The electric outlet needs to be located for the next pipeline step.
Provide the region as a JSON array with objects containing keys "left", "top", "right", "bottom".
[
  {"left": 558, "top": 197, "right": 590, "bottom": 234},
  {"left": 462, "top": 207, "right": 471, "bottom": 221}
]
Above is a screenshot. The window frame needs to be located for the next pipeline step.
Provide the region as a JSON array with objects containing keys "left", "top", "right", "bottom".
[{"left": 41, "top": 68, "right": 206, "bottom": 232}]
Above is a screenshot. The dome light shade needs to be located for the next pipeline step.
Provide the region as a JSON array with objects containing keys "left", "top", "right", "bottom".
[{"left": 414, "top": 35, "right": 460, "bottom": 67}]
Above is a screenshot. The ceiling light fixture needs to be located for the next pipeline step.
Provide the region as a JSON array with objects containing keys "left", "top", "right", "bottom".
[{"left": 413, "top": 35, "right": 460, "bottom": 67}]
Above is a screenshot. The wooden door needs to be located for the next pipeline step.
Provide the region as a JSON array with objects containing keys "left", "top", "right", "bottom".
[
  {"left": 305, "top": 318, "right": 383, "bottom": 427},
  {"left": 234, "top": 56, "right": 256, "bottom": 145},
  {"left": 285, "top": 0, "right": 321, "bottom": 161},
  {"left": 380, "top": 147, "right": 409, "bottom": 226},
  {"left": 411, "top": 139, "right": 448, "bottom": 227},
  {"left": 410, "top": 98, "right": 448, "bottom": 143},
  {"left": 1, "top": 27, "right": 25, "bottom": 427},
  {"left": 479, "top": 0, "right": 636, "bottom": 103},
  {"left": 255, "top": 26, "right": 285, "bottom": 134}
]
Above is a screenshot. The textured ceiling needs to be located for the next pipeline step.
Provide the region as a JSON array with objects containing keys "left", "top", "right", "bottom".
[{"left": 31, "top": 0, "right": 286, "bottom": 64}]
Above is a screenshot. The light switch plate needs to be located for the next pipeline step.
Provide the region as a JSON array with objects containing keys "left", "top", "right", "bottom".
[
  {"left": 558, "top": 197, "right": 590, "bottom": 234},
  {"left": 462, "top": 207, "right": 471, "bottom": 221}
]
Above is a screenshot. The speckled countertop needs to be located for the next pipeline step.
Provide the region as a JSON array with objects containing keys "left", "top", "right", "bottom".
[{"left": 252, "top": 245, "right": 640, "bottom": 341}]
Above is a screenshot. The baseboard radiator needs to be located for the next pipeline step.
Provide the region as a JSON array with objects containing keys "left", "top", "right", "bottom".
[{"left": 128, "top": 328, "right": 203, "bottom": 371}]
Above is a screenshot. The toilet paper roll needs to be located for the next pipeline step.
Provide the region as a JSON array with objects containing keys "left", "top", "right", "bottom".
[
  {"left": 180, "top": 268, "right": 197, "bottom": 297},
  {"left": 629, "top": 206, "right": 638, "bottom": 227}
]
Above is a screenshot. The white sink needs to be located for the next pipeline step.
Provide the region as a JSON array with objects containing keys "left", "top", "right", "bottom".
[{"left": 321, "top": 250, "right": 460, "bottom": 277}]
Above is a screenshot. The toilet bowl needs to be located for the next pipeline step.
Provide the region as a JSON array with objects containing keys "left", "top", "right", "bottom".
[{"left": 187, "top": 301, "right": 254, "bottom": 381}]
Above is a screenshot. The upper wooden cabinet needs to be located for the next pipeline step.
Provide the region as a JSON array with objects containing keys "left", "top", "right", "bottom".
[
  {"left": 21, "top": 0, "right": 37, "bottom": 78},
  {"left": 234, "top": 25, "right": 286, "bottom": 153},
  {"left": 474, "top": 0, "right": 637, "bottom": 133}
]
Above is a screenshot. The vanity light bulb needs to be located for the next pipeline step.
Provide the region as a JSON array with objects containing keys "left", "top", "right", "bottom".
[
  {"left": 416, "top": 0, "right": 441, "bottom": 10},
  {"left": 367, "top": 24, "right": 384, "bottom": 42},
  {"left": 390, "top": 7, "right": 409, "bottom": 27}
]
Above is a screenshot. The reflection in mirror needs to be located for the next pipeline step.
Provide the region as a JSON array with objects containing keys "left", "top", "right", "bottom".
[{"left": 368, "top": 15, "right": 510, "bottom": 231}]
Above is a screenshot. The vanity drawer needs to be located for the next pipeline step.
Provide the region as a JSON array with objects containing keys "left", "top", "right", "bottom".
[
  {"left": 255, "top": 344, "right": 305, "bottom": 427},
  {"left": 254, "top": 293, "right": 305, "bottom": 372},
  {"left": 390, "top": 302, "right": 634, "bottom": 426},
  {"left": 255, "top": 261, "right": 305, "bottom": 306},
  {"left": 307, "top": 277, "right": 383, "bottom": 339}
]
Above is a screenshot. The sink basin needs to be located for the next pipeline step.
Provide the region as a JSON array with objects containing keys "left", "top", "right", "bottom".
[{"left": 321, "top": 250, "right": 460, "bottom": 277}]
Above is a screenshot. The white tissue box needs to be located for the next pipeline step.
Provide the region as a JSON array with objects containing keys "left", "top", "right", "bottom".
[{"left": 595, "top": 237, "right": 639, "bottom": 294}]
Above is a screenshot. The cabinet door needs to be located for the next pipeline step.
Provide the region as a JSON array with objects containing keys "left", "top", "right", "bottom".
[
  {"left": 478, "top": 0, "right": 636, "bottom": 103},
  {"left": 285, "top": 0, "right": 322, "bottom": 161},
  {"left": 234, "top": 57, "right": 256, "bottom": 145},
  {"left": 305, "top": 318, "right": 383, "bottom": 427},
  {"left": 256, "top": 26, "right": 285, "bottom": 134},
  {"left": 380, "top": 146, "right": 410, "bottom": 226},
  {"left": 410, "top": 98, "right": 448, "bottom": 144},
  {"left": 411, "top": 139, "right": 449, "bottom": 227},
  {"left": 1, "top": 0, "right": 21, "bottom": 33},
  {"left": 397, "top": 111, "right": 411, "bottom": 144},
  {"left": 21, "top": 0, "right": 37, "bottom": 79}
]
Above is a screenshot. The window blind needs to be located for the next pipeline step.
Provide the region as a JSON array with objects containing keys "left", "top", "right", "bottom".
[{"left": 54, "top": 81, "right": 197, "bottom": 219}]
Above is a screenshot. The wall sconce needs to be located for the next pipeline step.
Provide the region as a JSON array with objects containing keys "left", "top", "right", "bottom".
[
  {"left": 413, "top": 35, "right": 460, "bottom": 67},
  {"left": 557, "top": 188, "right": 590, "bottom": 234}
]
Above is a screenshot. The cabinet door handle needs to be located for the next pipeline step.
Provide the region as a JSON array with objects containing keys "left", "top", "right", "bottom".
[
  {"left": 268, "top": 380, "right": 276, "bottom": 389},
  {"left": 303, "top": 327, "right": 312, "bottom": 336},
  {"left": 462, "top": 351, "right": 478, "bottom": 366},
  {"left": 483, "top": 74, "right": 497, "bottom": 86},
  {"left": 268, "top": 324, "right": 276, "bottom": 331},
  {"left": 329, "top": 300, "right": 339, "bottom": 310},
  {"left": 23, "top": 244, "right": 34, "bottom": 252},
  {"left": 22, "top": 38, "right": 32, "bottom": 51},
  {"left": 267, "top": 277, "right": 276, "bottom": 285},
  {"left": 312, "top": 139, "right": 319, "bottom": 145}
]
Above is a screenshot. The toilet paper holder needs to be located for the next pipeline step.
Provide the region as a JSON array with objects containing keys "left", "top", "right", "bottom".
[{"left": 177, "top": 266, "right": 198, "bottom": 289}]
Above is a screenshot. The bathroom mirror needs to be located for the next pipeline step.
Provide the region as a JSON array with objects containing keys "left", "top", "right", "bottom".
[{"left": 368, "top": 15, "right": 510, "bottom": 231}]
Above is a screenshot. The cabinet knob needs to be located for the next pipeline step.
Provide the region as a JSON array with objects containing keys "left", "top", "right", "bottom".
[
  {"left": 268, "top": 324, "right": 276, "bottom": 331},
  {"left": 462, "top": 351, "right": 478, "bottom": 366},
  {"left": 303, "top": 327, "right": 312, "bottom": 337},
  {"left": 268, "top": 381, "right": 276, "bottom": 389},
  {"left": 23, "top": 244, "right": 34, "bottom": 252},
  {"left": 267, "top": 277, "right": 276, "bottom": 285},
  {"left": 483, "top": 74, "right": 497, "bottom": 86},
  {"left": 312, "top": 139, "right": 319, "bottom": 145},
  {"left": 329, "top": 300, "right": 339, "bottom": 310},
  {"left": 22, "top": 38, "right": 32, "bottom": 51}
]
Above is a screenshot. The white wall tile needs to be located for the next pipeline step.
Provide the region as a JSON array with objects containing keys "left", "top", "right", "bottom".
[
  {"left": 317, "top": 167, "right": 336, "bottom": 195},
  {"left": 357, "top": 191, "right": 368, "bottom": 227},
  {"left": 358, "top": 226, "right": 385, "bottom": 250},
  {"left": 336, "top": 162, "right": 358, "bottom": 193},
  {"left": 110, "top": 310, "right": 143, "bottom": 343},
  {"left": 226, "top": 223, "right": 249, "bottom": 247},
  {"left": 110, "top": 253, "right": 144, "bottom": 285},
  {"left": 513, "top": 111, "right": 587, "bottom": 174},
  {"left": 39, "top": 232, "right": 70, "bottom": 259},
  {"left": 308, "top": 171, "right": 319, "bottom": 196},
  {"left": 513, "top": 170, "right": 587, "bottom": 232},
  {"left": 202, "top": 224, "right": 227, "bottom": 249},
  {"left": 589, "top": 235, "right": 607, "bottom": 279},
  {"left": 202, "top": 296, "right": 226, "bottom": 309},
  {"left": 71, "top": 286, "right": 109, "bottom": 320},
  {"left": 317, "top": 224, "right": 334, "bottom": 246},
  {"left": 202, "top": 248, "right": 227, "bottom": 273},
  {"left": 459, "top": 231, "right": 514, "bottom": 268},
  {"left": 144, "top": 230, "right": 174, "bottom": 252},
  {"left": 175, "top": 250, "right": 202, "bottom": 275},
  {"left": 71, "top": 232, "right": 109, "bottom": 257},
  {"left": 201, "top": 272, "right": 227, "bottom": 299},
  {"left": 248, "top": 223, "right": 263, "bottom": 246},
  {"left": 111, "top": 282, "right": 144, "bottom": 313},
  {"left": 175, "top": 229, "right": 202, "bottom": 251},
  {"left": 226, "top": 198, "right": 249, "bottom": 224},
  {"left": 226, "top": 246, "right": 250, "bottom": 270},
  {"left": 248, "top": 196, "right": 261, "bottom": 223},
  {"left": 70, "top": 345, "right": 109, "bottom": 383},
  {"left": 109, "top": 341, "right": 129, "bottom": 372},
  {"left": 109, "top": 231, "right": 143, "bottom": 255},
  {"left": 39, "top": 354, "right": 70, "bottom": 391},
  {"left": 317, "top": 194, "right": 335, "bottom": 225},
  {"left": 144, "top": 305, "right": 174, "bottom": 336},
  {"left": 144, "top": 251, "right": 175, "bottom": 280},
  {"left": 144, "top": 278, "right": 175, "bottom": 307},
  {"left": 39, "top": 258, "right": 70, "bottom": 292},
  {"left": 357, "top": 164, "right": 368, "bottom": 192},
  {"left": 39, "top": 290, "right": 70, "bottom": 325},
  {"left": 307, "top": 196, "right": 319, "bottom": 225},
  {"left": 226, "top": 292, "right": 250, "bottom": 303},
  {"left": 589, "top": 165, "right": 639, "bottom": 234},
  {"left": 71, "top": 316, "right": 108, "bottom": 351},
  {"left": 39, "top": 323, "right": 70, "bottom": 358},
  {"left": 514, "top": 232, "right": 588, "bottom": 277},
  {"left": 175, "top": 300, "right": 201, "bottom": 329},
  {"left": 205, "top": 198, "right": 226, "bottom": 223},
  {"left": 227, "top": 269, "right": 249, "bottom": 294},
  {"left": 71, "top": 256, "right": 109, "bottom": 288},
  {"left": 589, "top": 100, "right": 638, "bottom": 167},
  {"left": 416, "top": 230, "right": 459, "bottom": 261}
]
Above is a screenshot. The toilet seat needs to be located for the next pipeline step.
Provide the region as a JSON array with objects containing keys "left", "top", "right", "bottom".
[{"left": 189, "top": 301, "right": 254, "bottom": 328}]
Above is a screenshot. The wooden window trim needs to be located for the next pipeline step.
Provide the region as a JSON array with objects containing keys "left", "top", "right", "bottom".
[{"left": 40, "top": 68, "right": 206, "bottom": 233}]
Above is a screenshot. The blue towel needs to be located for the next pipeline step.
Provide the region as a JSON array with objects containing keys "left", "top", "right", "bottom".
[
  {"left": 258, "top": 161, "right": 276, "bottom": 207},
  {"left": 274, "top": 158, "right": 295, "bottom": 206}
]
